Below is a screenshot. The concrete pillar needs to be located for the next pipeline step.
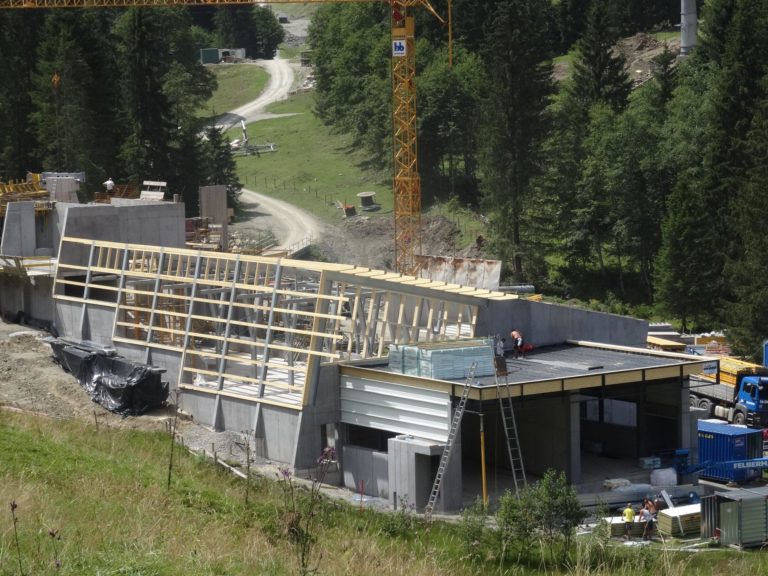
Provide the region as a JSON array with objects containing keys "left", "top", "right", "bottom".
[
  {"left": 387, "top": 435, "right": 455, "bottom": 511},
  {"left": 681, "top": 0, "right": 698, "bottom": 55},
  {"left": 679, "top": 378, "right": 692, "bottom": 449},
  {"left": 569, "top": 394, "right": 581, "bottom": 483}
]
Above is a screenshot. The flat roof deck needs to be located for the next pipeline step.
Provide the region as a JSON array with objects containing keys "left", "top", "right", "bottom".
[
  {"left": 480, "top": 343, "right": 699, "bottom": 387},
  {"left": 342, "top": 341, "right": 711, "bottom": 399}
]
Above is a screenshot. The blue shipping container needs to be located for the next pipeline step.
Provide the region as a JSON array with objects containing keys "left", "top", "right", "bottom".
[{"left": 698, "top": 420, "right": 763, "bottom": 483}]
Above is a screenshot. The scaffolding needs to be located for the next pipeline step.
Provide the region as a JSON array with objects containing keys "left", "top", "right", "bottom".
[{"left": 54, "top": 238, "right": 514, "bottom": 410}]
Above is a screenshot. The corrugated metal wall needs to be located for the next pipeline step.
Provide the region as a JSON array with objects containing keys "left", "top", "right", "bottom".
[
  {"left": 701, "top": 495, "right": 717, "bottom": 539},
  {"left": 740, "top": 499, "right": 768, "bottom": 547},
  {"left": 720, "top": 501, "right": 739, "bottom": 547},
  {"left": 340, "top": 376, "right": 450, "bottom": 443}
]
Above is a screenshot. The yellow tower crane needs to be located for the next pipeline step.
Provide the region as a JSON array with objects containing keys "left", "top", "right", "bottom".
[{"left": 0, "top": 0, "right": 446, "bottom": 276}]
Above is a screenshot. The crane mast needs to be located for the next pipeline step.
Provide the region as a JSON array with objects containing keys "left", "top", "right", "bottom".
[
  {"left": 0, "top": 0, "right": 442, "bottom": 276},
  {"left": 390, "top": 2, "right": 420, "bottom": 275}
]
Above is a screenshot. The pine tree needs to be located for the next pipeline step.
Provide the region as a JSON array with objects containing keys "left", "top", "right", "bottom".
[
  {"left": 653, "top": 63, "right": 721, "bottom": 330},
  {"left": 697, "top": 0, "right": 737, "bottom": 65},
  {"left": 0, "top": 11, "right": 44, "bottom": 180},
  {"left": 479, "top": 0, "right": 556, "bottom": 281},
  {"left": 725, "top": 96, "right": 768, "bottom": 359},
  {"left": 654, "top": 177, "right": 720, "bottom": 332},
  {"left": 557, "top": 0, "right": 591, "bottom": 51},
  {"left": 538, "top": 0, "right": 630, "bottom": 292},
  {"left": 215, "top": 5, "right": 284, "bottom": 59},
  {"left": 203, "top": 126, "right": 242, "bottom": 211},
  {"left": 569, "top": 0, "right": 632, "bottom": 113},
  {"left": 30, "top": 12, "right": 100, "bottom": 174},
  {"left": 417, "top": 45, "right": 484, "bottom": 203},
  {"left": 695, "top": 0, "right": 768, "bottom": 322},
  {"left": 650, "top": 44, "right": 677, "bottom": 107},
  {"left": 115, "top": 8, "right": 173, "bottom": 182}
]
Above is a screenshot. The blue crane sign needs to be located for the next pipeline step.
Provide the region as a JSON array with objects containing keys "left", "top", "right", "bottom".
[{"left": 392, "top": 40, "right": 406, "bottom": 57}]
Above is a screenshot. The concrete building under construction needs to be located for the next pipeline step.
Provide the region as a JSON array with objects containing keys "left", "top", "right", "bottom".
[{"left": 0, "top": 196, "right": 711, "bottom": 512}]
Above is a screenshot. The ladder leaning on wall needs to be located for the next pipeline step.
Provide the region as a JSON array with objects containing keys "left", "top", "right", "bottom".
[
  {"left": 424, "top": 361, "right": 476, "bottom": 520},
  {"left": 495, "top": 352, "right": 527, "bottom": 496}
]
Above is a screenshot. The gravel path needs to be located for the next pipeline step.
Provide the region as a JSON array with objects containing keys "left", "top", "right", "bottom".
[
  {"left": 214, "top": 56, "right": 298, "bottom": 130},
  {"left": 234, "top": 187, "right": 326, "bottom": 250}
]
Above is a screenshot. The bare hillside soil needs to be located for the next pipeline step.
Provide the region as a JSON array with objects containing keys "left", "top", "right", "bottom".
[
  {"left": 0, "top": 324, "right": 174, "bottom": 430},
  {"left": 555, "top": 32, "right": 682, "bottom": 83},
  {"left": 318, "top": 213, "right": 488, "bottom": 270}
]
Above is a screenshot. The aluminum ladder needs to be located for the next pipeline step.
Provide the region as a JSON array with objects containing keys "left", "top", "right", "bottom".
[
  {"left": 495, "top": 362, "right": 527, "bottom": 496},
  {"left": 425, "top": 361, "right": 476, "bottom": 519}
]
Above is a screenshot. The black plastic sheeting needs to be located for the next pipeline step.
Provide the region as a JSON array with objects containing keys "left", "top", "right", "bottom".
[{"left": 45, "top": 337, "right": 168, "bottom": 415}]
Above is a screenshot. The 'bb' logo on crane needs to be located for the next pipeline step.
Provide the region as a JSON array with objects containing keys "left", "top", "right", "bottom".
[{"left": 392, "top": 40, "right": 406, "bottom": 58}]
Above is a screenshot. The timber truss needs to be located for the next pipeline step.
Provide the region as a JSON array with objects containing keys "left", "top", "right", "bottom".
[{"left": 54, "top": 238, "right": 515, "bottom": 410}]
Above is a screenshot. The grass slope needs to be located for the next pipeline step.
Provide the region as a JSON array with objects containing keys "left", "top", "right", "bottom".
[
  {"left": 198, "top": 64, "right": 270, "bottom": 120},
  {"left": 231, "top": 93, "right": 392, "bottom": 222},
  {"left": 2, "top": 410, "right": 767, "bottom": 575}
]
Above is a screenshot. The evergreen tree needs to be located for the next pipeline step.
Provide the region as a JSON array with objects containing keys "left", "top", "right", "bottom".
[
  {"left": 0, "top": 11, "right": 44, "bottom": 180},
  {"left": 479, "top": 0, "right": 556, "bottom": 281},
  {"left": 252, "top": 6, "right": 285, "bottom": 58},
  {"left": 697, "top": 0, "right": 737, "bottom": 65},
  {"left": 654, "top": 177, "right": 718, "bottom": 332},
  {"left": 215, "top": 5, "right": 284, "bottom": 59},
  {"left": 694, "top": 0, "right": 768, "bottom": 321},
  {"left": 115, "top": 7, "right": 215, "bottom": 194},
  {"left": 650, "top": 43, "right": 678, "bottom": 107},
  {"left": 725, "top": 95, "right": 768, "bottom": 359},
  {"left": 569, "top": 0, "right": 632, "bottom": 113},
  {"left": 170, "top": 125, "right": 204, "bottom": 216},
  {"left": 115, "top": 8, "right": 174, "bottom": 182},
  {"left": 417, "top": 44, "right": 484, "bottom": 203},
  {"left": 538, "top": 0, "right": 630, "bottom": 293},
  {"left": 450, "top": 0, "right": 511, "bottom": 52},
  {"left": 203, "top": 126, "right": 242, "bottom": 210},
  {"left": 29, "top": 10, "right": 119, "bottom": 182},
  {"left": 654, "top": 63, "right": 720, "bottom": 330},
  {"left": 557, "top": 0, "right": 591, "bottom": 51}
]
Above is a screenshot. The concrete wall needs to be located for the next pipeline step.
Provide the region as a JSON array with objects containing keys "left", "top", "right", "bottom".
[
  {"left": 0, "top": 275, "right": 55, "bottom": 325},
  {"left": 343, "top": 445, "right": 389, "bottom": 498},
  {"left": 81, "top": 304, "right": 116, "bottom": 343},
  {"left": 387, "top": 434, "right": 461, "bottom": 511},
  {"left": 1, "top": 202, "right": 82, "bottom": 258},
  {"left": 1, "top": 202, "right": 35, "bottom": 256},
  {"left": 256, "top": 406, "right": 303, "bottom": 464},
  {"left": 292, "top": 363, "right": 340, "bottom": 469},
  {"left": 515, "top": 395, "right": 572, "bottom": 479},
  {"left": 61, "top": 202, "right": 186, "bottom": 249},
  {"left": 477, "top": 299, "right": 648, "bottom": 348}
]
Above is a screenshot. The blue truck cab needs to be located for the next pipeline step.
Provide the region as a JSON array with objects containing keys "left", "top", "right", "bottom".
[{"left": 734, "top": 375, "right": 768, "bottom": 427}]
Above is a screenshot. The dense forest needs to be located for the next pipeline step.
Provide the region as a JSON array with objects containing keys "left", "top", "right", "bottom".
[
  {"left": 309, "top": 0, "right": 768, "bottom": 359},
  {"left": 1, "top": 0, "right": 767, "bottom": 358},
  {"left": 0, "top": 4, "right": 282, "bottom": 212}
]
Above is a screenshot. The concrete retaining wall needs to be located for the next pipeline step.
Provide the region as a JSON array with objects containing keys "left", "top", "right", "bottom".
[
  {"left": 61, "top": 202, "right": 186, "bottom": 249},
  {"left": 343, "top": 445, "right": 389, "bottom": 498},
  {"left": 0, "top": 275, "right": 55, "bottom": 325},
  {"left": 478, "top": 299, "right": 648, "bottom": 349}
]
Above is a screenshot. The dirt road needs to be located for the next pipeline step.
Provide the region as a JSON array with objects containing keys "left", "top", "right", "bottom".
[
  {"left": 214, "top": 56, "right": 297, "bottom": 131},
  {"left": 234, "top": 187, "right": 326, "bottom": 251},
  {"left": 210, "top": 47, "right": 325, "bottom": 251}
]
